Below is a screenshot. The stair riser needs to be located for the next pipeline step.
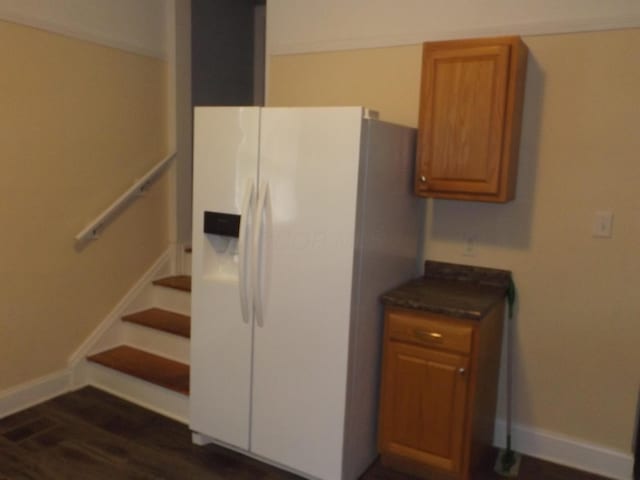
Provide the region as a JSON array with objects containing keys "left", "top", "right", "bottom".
[
  {"left": 122, "top": 324, "right": 190, "bottom": 364},
  {"left": 83, "top": 361, "right": 189, "bottom": 423},
  {"left": 152, "top": 287, "right": 191, "bottom": 315}
]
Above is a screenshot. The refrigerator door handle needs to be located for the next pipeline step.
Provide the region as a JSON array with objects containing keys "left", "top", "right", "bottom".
[
  {"left": 253, "top": 181, "right": 269, "bottom": 327},
  {"left": 238, "top": 179, "right": 255, "bottom": 324}
]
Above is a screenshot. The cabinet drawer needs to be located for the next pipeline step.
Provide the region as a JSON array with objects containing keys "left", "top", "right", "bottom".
[{"left": 387, "top": 310, "right": 473, "bottom": 355}]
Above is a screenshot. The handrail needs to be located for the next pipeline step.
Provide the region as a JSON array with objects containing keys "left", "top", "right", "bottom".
[{"left": 75, "top": 151, "right": 176, "bottom": 244}]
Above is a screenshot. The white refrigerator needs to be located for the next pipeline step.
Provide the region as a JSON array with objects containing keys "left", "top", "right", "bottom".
[{"left": 190, "top": 107, "right": 422, "bottom": 480}]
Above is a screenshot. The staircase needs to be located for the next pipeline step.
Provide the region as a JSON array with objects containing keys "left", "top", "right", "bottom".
[{"left": 77, "top": 248, "right": 193, "bottom": 423}]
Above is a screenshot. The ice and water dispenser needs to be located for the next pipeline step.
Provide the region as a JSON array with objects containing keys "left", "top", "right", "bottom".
[{"left": 201, "top": 211, "right": 242, "bottom": 281}]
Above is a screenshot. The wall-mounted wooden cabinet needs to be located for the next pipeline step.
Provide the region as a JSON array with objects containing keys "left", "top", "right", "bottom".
[{"left": 415, "top": 36, "right": 528, "bottom": 202}]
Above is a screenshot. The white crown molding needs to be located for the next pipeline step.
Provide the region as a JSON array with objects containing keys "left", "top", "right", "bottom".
[
  {"left": 0, "top": 370, "right": 72, "bottom": 419},
  {"left": 269, "top": 15, "right": 640, "bottom": 56},
  {"left": 494, "top": 419, "right": 634, "bottom": 480},
  {"left": 0, "top": 7, "right": 166, "bottom": 59}
]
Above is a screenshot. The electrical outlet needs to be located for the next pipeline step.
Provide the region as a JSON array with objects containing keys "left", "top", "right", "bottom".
[
  {"left": 592, "top": 210, "right": 613, "bottom": 238},
  {"left": 463, "top": 236, "right": 476, "bottom": 256}
]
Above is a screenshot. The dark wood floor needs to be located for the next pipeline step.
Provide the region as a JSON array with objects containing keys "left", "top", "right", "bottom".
[{"left": 0, "top": 387, "right": 612, "bottom": 480}]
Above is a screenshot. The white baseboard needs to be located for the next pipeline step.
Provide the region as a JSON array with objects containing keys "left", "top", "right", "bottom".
[
  {"left": 0, "top": 369, "right": 71, "bottom": 419},
  {"left": 494, "top": 419, "right": 634, "bottom": 480},
  {"left": 67, "top": 247, "right": 174, "bottom": 382}
]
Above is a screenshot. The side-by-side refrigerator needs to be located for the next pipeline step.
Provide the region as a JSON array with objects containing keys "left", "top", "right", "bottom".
[{"left": 190, "top": 107, "right": 422, "bottom": 480}]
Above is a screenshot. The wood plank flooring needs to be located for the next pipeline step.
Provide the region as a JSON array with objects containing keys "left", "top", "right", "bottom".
[{"left": 0, "top": 387, "right": 613, "bottom": 480}]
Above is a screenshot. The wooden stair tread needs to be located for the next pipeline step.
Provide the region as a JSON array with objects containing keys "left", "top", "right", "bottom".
[
  {"left": 122, "top": 308, "right": 190, "bottom": 338},
  {"left": 152, "top": 275, "right": 191, "bottom": 292},
  {"left": 87, "top": 346, "right": 189, "bottom": 395}
]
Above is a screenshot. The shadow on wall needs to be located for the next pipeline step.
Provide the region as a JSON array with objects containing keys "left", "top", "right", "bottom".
[{"left": 428, "top": 53, "right": 546, "bottom": 251}]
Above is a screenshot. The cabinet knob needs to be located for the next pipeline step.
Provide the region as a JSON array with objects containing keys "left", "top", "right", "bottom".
[
  {"left": 420, "top": 175, "right": 427, "bottom": 183},
  {"left": 458, "top": 368, "right": 466, "bottom": 376}
]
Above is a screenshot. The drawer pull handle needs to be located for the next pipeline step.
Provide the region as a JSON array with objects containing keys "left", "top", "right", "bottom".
[
  {"left": 459, "top": 368, "right": 466, "bottom": 376},
  {"left": 414, "top": 330, "right": 443, "bottom": 342}
]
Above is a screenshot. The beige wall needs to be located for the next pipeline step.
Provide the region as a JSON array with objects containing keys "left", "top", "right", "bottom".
[
  {"left": 0, "top": 21, "right": 170, "bottom": 389},
  {"left": 268, "top": 29, "right": 640, "bottom": 453},
  {"left": 270, "top": 45, "right": 422, "bottom": 128}
]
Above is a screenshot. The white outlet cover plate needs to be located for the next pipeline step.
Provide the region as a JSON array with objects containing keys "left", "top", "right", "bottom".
[{"left": 592, "top": 210, "right": 613, "bottom": 238}]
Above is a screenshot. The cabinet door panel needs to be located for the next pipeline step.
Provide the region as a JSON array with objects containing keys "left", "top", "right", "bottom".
[
  {"left": 380, "top": 341, "right": 469, "bottom": 474},
  {"left": 418, "top": 42, "right": 510, "bottom": 197}
]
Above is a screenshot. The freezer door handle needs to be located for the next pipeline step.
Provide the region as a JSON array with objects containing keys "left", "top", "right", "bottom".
[
  {"left": 238, "top": 180, "right": 255, "bottom": 324},
  {"left": 253, "top": 181, "right": 269, "bottom": 327}
]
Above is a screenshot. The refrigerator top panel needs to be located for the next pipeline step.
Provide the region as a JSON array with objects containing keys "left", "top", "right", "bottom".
[{"left": 193, "top": 107, "right": 260, "bottom": 215}]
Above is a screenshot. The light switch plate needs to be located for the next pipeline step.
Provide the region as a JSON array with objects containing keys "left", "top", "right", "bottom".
[{"left": 592, "top": 211, "right": 613, "bottom": 238}]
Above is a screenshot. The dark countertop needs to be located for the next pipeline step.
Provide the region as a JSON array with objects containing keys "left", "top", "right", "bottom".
[{"left": 381, "top": 261, "right": 511, "bottom": 320}]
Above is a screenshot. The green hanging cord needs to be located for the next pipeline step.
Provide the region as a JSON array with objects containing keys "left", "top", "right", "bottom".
[
  {"left": 506, "top": 276, "right": 516, "bottom": 320},
  {"left": 500, "top": 275, "right": 519, "bottom": 474}
]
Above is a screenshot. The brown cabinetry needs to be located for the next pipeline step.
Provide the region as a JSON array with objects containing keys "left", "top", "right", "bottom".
[
  {"left": 415, "top": 36, "right": 528, "bottom": 202},
  {"left": 378, "top": 305, "right": 504, "bottom": 479}
]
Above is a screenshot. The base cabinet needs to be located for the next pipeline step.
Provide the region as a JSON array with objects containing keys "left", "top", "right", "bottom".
[{"left": 378, "top": 306, "right": 504, "bottom": 480}]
